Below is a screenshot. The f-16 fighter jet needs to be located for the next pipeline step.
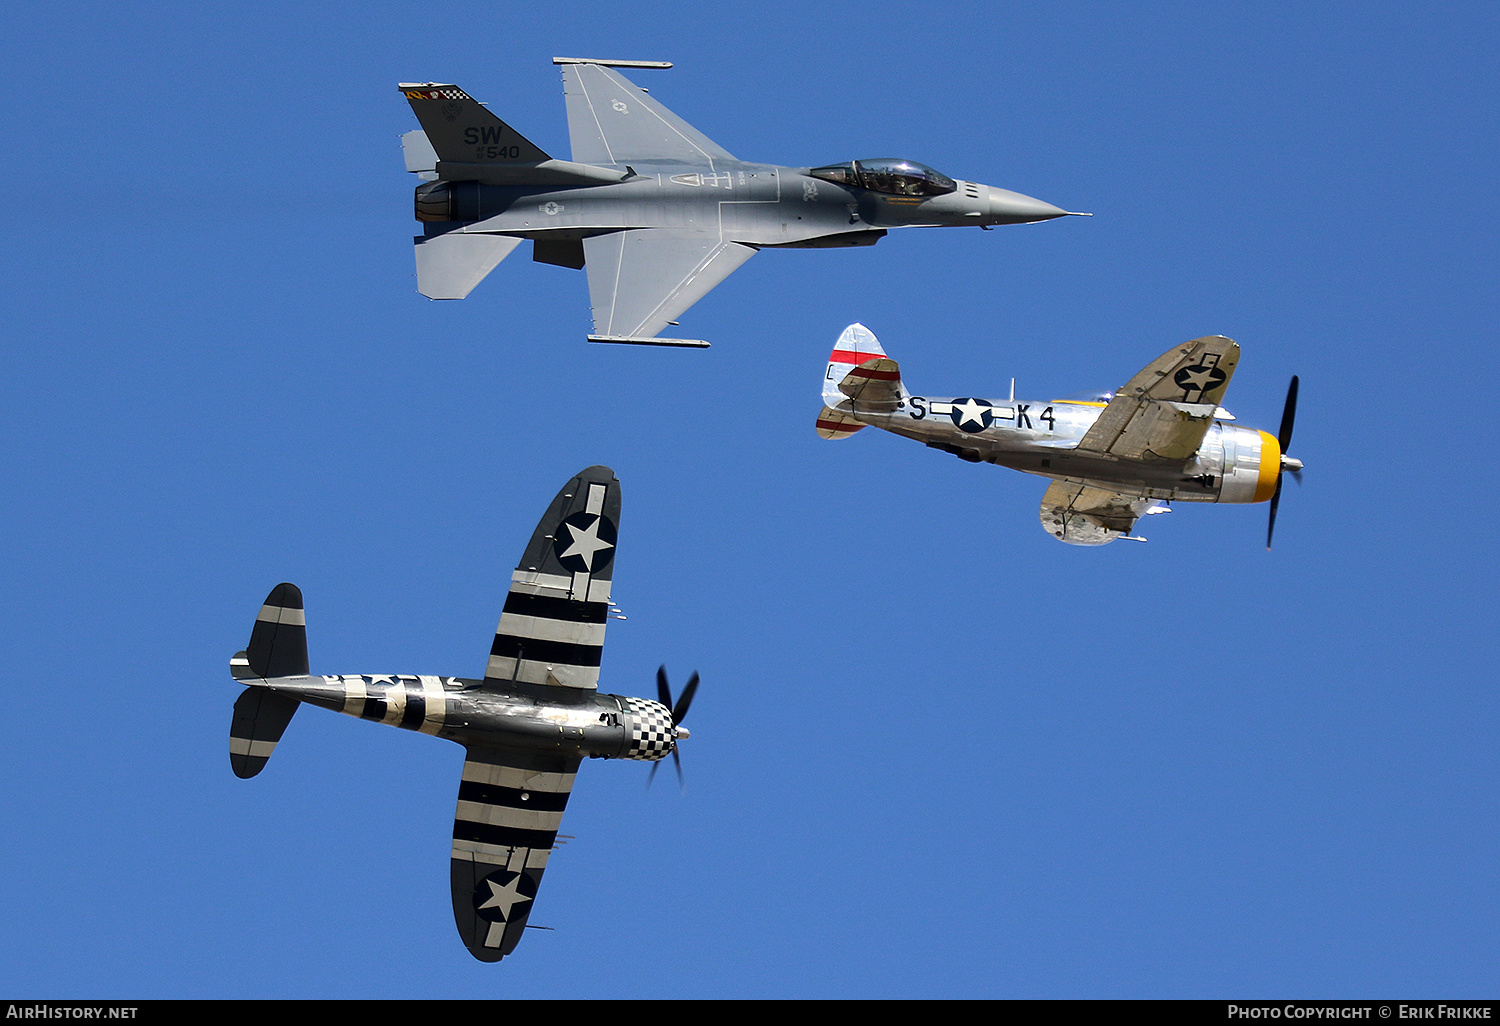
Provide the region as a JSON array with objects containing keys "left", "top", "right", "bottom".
[
  {"left": 816, "top": 325, "right": 1303, "bottom": 546},
  {"left": 399, "top": 58, "right": 1081, "bottom": 347},
  {"left": 228, "top": 466, "right": 701, "bottom": 961}
]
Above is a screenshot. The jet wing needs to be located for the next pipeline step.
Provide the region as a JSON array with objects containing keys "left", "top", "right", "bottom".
[
  {"left": 1076, "top": 336, "right": 1240, "bottom": 462},
  {"left": 583, "top": 229, "right": 756, "bottom": 342},
  {"left": 485, "top": 466, "right": 620, "bottom": 692},
  {"left": 1039, "top": 480, "right": 1157, "bottom": 546},
  {"left": 450, "top": 745, "right": 580, "bottom": 962},
  {"left": 559, "top": 61, "right": 737, "bottom": 166}
]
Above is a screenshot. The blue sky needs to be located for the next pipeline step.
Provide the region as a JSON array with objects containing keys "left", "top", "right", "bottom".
[{"left": 2, "top": 0, "right": 1497, "bottom": 999}]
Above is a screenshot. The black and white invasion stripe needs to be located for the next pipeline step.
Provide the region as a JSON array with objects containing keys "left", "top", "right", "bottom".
[
  {"left": 331, "top": 675, "right": 451, "bottom": 735},
  {"left": 487, "top": 477, "right": 616, "bottom": 691},
  {"left": 486, "top": 571, "right": 609, "bottom": 690},
  {"left": 450, "top": 755, "right": 577, "bottom": 871}
]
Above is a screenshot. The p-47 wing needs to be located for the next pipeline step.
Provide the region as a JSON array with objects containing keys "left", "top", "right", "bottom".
[
  {"left": 486, "top": 466, "right": 620, "bottom": 693},
  {"left": 451, "top": 745, "right": 580, "bottom": 962},
  {"left": 1076, "top": 336, "right": 1240, "bottom": 461},
  {"left": 1039, "top": 481, "right": 1159, "bottom": 546},
  {"left": 1041, "top": 336, "right": 1239, "bottom": 544}
]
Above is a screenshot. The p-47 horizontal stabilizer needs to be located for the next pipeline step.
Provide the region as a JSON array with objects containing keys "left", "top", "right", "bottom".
[
  {"left": 230, "top": 684, "right": 299, "bottom": 779},
  {"left": 231, "top": 582, "right": 310, "bottom": 777},
  {"left": 815, "top": 405, "right": 865, "bottom": 439}
]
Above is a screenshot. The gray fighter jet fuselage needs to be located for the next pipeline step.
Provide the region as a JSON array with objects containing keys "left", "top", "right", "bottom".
[
  {"left": 401, "top": 59, "right": 1081, "bottom": 345},
  {"left": 414, "top": 158, "right": 1069, "bottom": 244}
]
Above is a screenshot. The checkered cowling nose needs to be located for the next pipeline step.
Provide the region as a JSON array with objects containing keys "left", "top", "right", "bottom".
[{"left": 623, "top": 697, "right": 675, "bottom": 760}]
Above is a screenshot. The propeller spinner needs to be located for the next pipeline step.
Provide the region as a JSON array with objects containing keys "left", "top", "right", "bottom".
[
  {"left": 648, "top": 665, "right": 699, "bottom": 790},
  {"left": 1266, "top": 375, "right": 1303, "bottom": 549}
]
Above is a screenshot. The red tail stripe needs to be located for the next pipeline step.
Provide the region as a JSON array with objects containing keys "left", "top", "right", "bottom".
[{"left": 828, "top": 349, "right": 884, "bottom": 365}]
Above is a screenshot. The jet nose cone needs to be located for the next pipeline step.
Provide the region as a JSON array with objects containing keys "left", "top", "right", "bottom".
[{"left": 986, "top": 186, "right": 1074, "bottom": 224}]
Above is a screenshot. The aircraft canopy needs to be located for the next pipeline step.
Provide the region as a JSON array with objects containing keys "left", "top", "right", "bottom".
[{"left": 810, "top": 159, "right": 958, "bottom": 197}]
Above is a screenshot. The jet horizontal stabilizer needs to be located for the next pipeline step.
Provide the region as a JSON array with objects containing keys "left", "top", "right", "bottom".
[
  {"left": 402, "top": 129, "right": 438, "bottom": 177},
  {"left": 414, "top": 231, "right": 523, "bottom": 300}
]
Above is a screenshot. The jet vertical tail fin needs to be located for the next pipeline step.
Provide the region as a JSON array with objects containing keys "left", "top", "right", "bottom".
[{"left": 399, "top": 84, "right": 552, "bottom": 166}]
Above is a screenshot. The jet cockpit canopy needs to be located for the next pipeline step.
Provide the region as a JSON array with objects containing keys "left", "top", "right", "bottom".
[{"left": 809, "top": 159, "right": 958, "bottom": 197}]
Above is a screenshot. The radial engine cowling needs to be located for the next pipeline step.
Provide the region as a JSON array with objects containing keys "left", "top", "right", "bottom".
[
  {"left": 619, "top": 696, "right": 676, "bottom": 761},
  {"left": 1187, "top": 423, "right": 1282, "bottom": 505}
]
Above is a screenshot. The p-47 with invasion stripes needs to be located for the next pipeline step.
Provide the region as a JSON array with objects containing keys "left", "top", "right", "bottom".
[
  {"left": 227, "top": 466, "right": 700, "bottom": 962},
  {"left": 817, "top": 325, "right": 1304, "bottom": 547}
]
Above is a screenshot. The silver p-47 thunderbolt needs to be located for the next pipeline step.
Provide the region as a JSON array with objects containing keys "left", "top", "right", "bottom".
[
  {"left": 817, "top": 325, "right": 1303, "bottom": 546},
  {"left": 399, "top": 58, "right": 1081, "bottom": 346},
  {"left": 228, "top": 466, "right": 700, "bottom": 961}
]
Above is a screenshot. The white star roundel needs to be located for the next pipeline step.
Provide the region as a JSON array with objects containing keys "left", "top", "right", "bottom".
[
  {"left": 1174, "top": 363, "right": 1226, "bottom": 399},
  {"left": 949, "top": 398, "right": 994, "bottom": 433},
  {"left": 553, "top": 512, "right": 617, "bottom": 573},
  {"left": 473, "top": 870, "right": 537, "bottom": 923}
]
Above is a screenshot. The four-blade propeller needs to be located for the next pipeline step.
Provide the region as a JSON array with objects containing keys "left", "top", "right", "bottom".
[
  {"left": 1266, "top": 375, "right": 1303, "bottom": 550},
  {"left": 648, "top": 665, "right": 700, "bottom": 791}
]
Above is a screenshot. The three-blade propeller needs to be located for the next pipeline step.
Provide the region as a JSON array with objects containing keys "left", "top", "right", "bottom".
[
  {"left": 1266, "top": 375, "right": 1303, "bottom": 549},
  {"left": 648, "top": 665, "right": 700, "bottom": 791}
]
